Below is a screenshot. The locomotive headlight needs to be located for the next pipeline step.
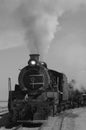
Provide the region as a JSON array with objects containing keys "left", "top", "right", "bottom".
[{"left": 30, "top": 60, "right": 36, "bottom": 65}]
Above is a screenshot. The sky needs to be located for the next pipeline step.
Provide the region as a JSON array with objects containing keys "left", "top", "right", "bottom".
[{"left": 0, "top": 0, "right": 86, "bottom": 100}]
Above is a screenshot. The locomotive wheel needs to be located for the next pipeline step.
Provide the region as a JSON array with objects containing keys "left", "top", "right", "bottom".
[
  {"left": 5, "top": 112, "right": 14, "bottom": 128},
  {"left": 50, "top": 102, "right": 57, "bottom": 116},
  {"left": 57, "top": 105, "right": 61, "bottom": 113},
  {"left": 34, "top": 110, "right": 47, "bottom": 120},
  {"left": 11, "top": 110, "right": 19, "bottom": 124},
  {"left": 54, "top": 104, "right": 57, "bottom": 115},
  {"left": 34, "top": 113, "right": 42, "bottom": 120}
]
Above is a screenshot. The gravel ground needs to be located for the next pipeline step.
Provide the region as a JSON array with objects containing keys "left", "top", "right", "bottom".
[
  {"left": 61, "top": 107, "right": 86, "bottom": 130},
  {"left": 74, "top": 108, "right": 86, "bottom": 130}
]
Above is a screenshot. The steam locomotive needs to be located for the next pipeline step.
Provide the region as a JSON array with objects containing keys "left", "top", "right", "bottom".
[{"left": 8, "top": 54, "right": 69, "bottom": 124}]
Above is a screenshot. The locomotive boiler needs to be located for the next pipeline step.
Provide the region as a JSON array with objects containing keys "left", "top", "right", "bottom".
[{"left": 8, "top": 54, "right": 69, "bottom": 124}]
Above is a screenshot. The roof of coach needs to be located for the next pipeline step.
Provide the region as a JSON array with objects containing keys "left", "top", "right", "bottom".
[{"left": 48, "top": 69, "right": 64, "bottom": 77}]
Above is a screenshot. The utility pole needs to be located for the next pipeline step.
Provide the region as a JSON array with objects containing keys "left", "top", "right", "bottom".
[{"left": 8, "top": 77, "right": 11, "bottom": 92}]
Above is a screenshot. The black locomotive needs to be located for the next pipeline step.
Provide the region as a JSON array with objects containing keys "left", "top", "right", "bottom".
[{"left": 8, "top": 54, "right": 69, "bottom": 124}]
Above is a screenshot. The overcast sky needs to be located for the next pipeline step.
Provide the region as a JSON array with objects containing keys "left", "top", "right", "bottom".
[{"left": 0, "top": 0, "right": 86, "bottom": 100}]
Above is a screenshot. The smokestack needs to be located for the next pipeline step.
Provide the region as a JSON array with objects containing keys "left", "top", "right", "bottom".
[{"left": 29, "top": 54, "right": 40, "bottom": 62}]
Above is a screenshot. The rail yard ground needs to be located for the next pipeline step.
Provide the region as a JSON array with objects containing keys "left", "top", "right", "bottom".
[{"left": 0, "top": 107, "right": 86, "bottom": 130}]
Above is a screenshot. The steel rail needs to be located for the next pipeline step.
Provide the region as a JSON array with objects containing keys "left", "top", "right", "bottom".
[
  {"left": 59, "top": 109, "right": 73, "bottom": 130},
  {"left": 59, "top": 116, "right": 64, "bottom": 130},
  {"left": 12, "top": 124, "right": 23, "bottom": 130}
]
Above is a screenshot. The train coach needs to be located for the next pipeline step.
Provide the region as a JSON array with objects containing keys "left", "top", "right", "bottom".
[{"left": 8, "top": 54, "right": 69, "bottom": 124}]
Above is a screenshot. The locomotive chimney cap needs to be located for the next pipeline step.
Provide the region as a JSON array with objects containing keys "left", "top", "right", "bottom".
[
  {"left": 29, "top": 54, "right": 40, "bottom": 64},
  {"left": 29, "top": 54, "right": 40, "bottom": 57}
]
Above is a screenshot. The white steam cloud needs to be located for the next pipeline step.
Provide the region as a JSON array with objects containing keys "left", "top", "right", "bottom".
[
  {"left": 0, "top": 0, "right": 86, "bottom": 89},
  {"left": 14, "top": 0, "right": 86, "bottom": 59},
  {"left": 0, "top": 0, "right": 86, "bottom": 58}
]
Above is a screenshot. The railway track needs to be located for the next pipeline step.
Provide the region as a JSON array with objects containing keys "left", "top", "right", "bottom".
[
  {"left": 0, "top": 116, "right": 58, "bottom": 130},
  {"left": 0, "top": 110, "right": 73, "bottom": 130},
  {"left": 0, "top": 102, "right": 8, "bottom": 115},
  {"left": 12, "top": 124, "right": 23, "bottom": 130},
  {"left": 0, "top": 116, "right": 63, "bottom": 130},
  {"left": 1, "top": 123, "right": 46, "bottom": 130},
  {"left": 0, "top": 109, "right": 8, "bottom": 116},
  {"left": 51, "top": 110, "right": 73, "bottom": 130},
  {"left": 59, "top": 116, "right": 64, "bottom": 130}
]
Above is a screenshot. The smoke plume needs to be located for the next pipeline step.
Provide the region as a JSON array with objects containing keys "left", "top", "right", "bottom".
[
  {"left": 0, "top": 0, "right": 86, "bottom": 94},
  {"left": 0, "top": 0, "right": 86, "bottom": 58},
  {"left": 13, "top": 0, "right": 86, "bottom": 59}
]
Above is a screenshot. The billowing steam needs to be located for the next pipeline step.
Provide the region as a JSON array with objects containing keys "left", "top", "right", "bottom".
[
  {"left": 0, "top": 0, "right": 86, "bottom": 89},
  {"left": 0, "top": 0, "right": 86, "bottom": 58},
  {"left": 12, "top": 0, "right": 61, "bottom": 59},
  {"left": 13, "top": 0, "right": 86, "bottom": 59}
]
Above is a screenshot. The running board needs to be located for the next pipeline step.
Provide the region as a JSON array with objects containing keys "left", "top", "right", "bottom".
[{"left": 17, "top": 120, "right": 47, "bottom": 124}]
